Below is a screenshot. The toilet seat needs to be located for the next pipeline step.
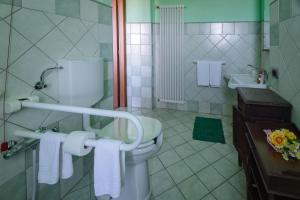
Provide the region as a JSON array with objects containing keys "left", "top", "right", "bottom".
[{"left": 96, "top": 116, "right": 162, "bottom": 148}]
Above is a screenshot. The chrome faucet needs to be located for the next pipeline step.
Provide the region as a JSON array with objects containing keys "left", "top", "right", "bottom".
[
  {"left": 35, "top": 66, "right": 63, "bottom": 90},
  {"left": 247, "top": 64, "right": 258, "bottom": 71}
]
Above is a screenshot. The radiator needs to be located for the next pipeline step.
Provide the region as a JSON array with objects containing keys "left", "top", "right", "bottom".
[{"left": 156, "top": 5, "right": 184, "bottom": 104}]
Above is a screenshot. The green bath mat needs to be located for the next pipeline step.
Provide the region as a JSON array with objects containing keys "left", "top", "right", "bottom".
[{"left": 192, "top": 117, "right": 225, "bottom": 144}]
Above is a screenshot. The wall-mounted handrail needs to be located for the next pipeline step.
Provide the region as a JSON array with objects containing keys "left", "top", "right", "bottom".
[
  {"left": 14, "top": 130, "right": 99, "bottom": 148},
  {"left": 18, "top": 101, "right": 144, "bottom": 151}
]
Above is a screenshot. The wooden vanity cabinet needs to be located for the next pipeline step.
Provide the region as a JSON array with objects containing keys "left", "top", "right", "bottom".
[
  {"left": 245, "top": 122, "right": 300, "bottom": 200},
  {"left": 233, "top": 88, "right": 292, "bottom": 167}
]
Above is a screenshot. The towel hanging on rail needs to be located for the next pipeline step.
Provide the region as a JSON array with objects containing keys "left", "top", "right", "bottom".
[
  {"left": 38, "top": 132, "right": 73, "bottom": 184},
  {"left": 197, "top": 61, "right": 210, "bottom": 86}
]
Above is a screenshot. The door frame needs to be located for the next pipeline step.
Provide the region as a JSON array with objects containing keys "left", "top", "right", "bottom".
[{"left": 112, "top": 0, "right": 127, "bottom": 108}]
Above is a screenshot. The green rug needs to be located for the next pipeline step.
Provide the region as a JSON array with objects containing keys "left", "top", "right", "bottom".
[{"left": 192, "top": 117, "right": 225, "bottom": 144}]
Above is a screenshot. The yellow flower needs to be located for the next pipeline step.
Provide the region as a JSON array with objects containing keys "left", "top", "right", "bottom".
[
  {"left": 269, "top": 131, "right": 287, "bottom": 149},
  {"left": 282, "top": 129, "right": 297, "bottom": 140}
]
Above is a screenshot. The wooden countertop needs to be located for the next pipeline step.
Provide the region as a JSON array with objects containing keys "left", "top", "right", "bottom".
[
  {"left": 238, "top": 88, "right": 292, "bottom": 108},
  {"left": 245, "top": 121, "right": 300, "bottom": 198}
]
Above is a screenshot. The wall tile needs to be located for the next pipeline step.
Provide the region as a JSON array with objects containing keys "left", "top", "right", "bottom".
[
  {"left": 141, "top": 87, "right": 152, "bottom": 98},
  {"left": 131, "top": 87, "right": 141, "bottom": 97},
  {"left": 79, "top": 0, "right": 98, "bottom": 22},
  {"left": 99, "top": 43, "right": 113, "bottom": 59},
  {"left": 141, "top": 44, "right": 152, "bottom": 56},
  {"left": 37, "top": 28, "right": 73, "bottom": 60},
  {"left": 130, "top": 24, "right": 140, "bottom": 34},
  {"left": 211, "top": 23, "right": 222, "bottom": 34},
  {"left": 0, "top": 0, "right": 22, "bottom": 6},
  {"left": 0, "top": 20, "right": 10, "bottom": 68},
  {"left": 98, "top": 3, "right": 112, "bottom": 25},
  {"left": 292, "top": 0, "right": 300, "bottom": 16},
  {"left": 9, "top": 8, "right": 55, "bottom": 44},
  {"left": 198, "top": 23, "right": 210, "bottom": 34},
  {"left": 279, "top": 0, "right": 291, "bottom": 21},
  {"left": 76, "top": 32, "right": 99, "bottom": 56},
  {"left": 185, "top": 23, "right": 199, "bottom": 35},
  {"left": 37, "top": 183, "right": 60, "bottom": 200},
  {"left": 23, "top": 0, "right": 55, "bottom": 13},
  {"left": 132, "top": 97, "right": 142, "bottom": 107},
  {"left": 58, "top": 17, "right": 87, "bottom": 44},
  {"left": 248, "top": 22, "right": 261, "bottom": 34},
  {"left": 130, "top": 34, "right": 141, "bottom": 44},
  {"left": 235, "top": 22, "right": 249, "bottom": 34},
  {"left": 45, "top": 12, "right": 66, "bottom": 25},
  {"left": 131, "top": 76, "right": 142, "bottom": 87},
  {"left": 141, "top": 34, "right": 152, "bottom": 45},
  {"left": 130, "top": 44, "right": 140, "bottom": 55},
  {"left": 6, "top": 24, "right": 33, "bottom": 65},
  {"left": 8, "top": 46, "right": 56, "bottom": 87},
  {"left": 0, "top": 172, "right": 26, "bottom": 200},
  {"left": 61, "top": 158, "right": 84, "bottom": 197},
  {"left": 222, "top": 23, "right": 234, "bottom": 34},
  {"left": 271, "top": 0, "right": 279, "bottom": 25},
  {"left": 141, "top": 23, "right": 151, "bottom": 34},
  {"left": 55, "top": 0, "right": 80, "bottom": 18}
]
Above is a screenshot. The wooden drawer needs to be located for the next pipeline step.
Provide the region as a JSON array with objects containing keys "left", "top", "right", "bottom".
[{"left": 237, "top": 88, "right": 292, "bottom": 122}]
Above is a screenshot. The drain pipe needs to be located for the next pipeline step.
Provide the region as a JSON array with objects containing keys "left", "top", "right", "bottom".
[{"left": 31, "top": 147, "right": 37, "bottom": 200}]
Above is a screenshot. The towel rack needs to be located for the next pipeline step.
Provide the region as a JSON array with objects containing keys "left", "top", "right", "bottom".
[{"left": 14, "top": 101, "right": 144, "bottom": 152}]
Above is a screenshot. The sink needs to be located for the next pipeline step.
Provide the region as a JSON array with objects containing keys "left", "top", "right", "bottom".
[{"left": 228, "top": 74, "right": 267, "bottom": 89}]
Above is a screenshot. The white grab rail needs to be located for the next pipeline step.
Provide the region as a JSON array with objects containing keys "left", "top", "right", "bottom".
[{"left": 17, "top": 101, "right": 144, "bottom": 151}]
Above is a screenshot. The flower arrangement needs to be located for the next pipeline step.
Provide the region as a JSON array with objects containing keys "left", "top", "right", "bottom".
[{"left": 264, "top": 129, "right": 300, "bottom": 161}]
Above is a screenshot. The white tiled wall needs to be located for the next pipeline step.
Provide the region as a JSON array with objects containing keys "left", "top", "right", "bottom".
[
  {"left": 152, "top": 22, "right": 261, "bottom": 114},
  {"left": 0, "top": 0, "right": 113, "bottom": 199},
  {"left": 126, "top": 23, "right": 153, "bottom": 108},
  {"left": 126, "top": 22, "right": 261, "bottom": 114}
]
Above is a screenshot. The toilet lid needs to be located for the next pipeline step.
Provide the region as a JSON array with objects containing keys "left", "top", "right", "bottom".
[{"left": 96, "top": 116, "right": 162, "bottom": 144}]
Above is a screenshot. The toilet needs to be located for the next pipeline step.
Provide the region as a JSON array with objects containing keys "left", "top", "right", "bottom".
[
  {"left": 58, "top": 58, "right": 163, "bottom": 200},
  {"left": 92, "top": 116, "right": 163, "bottom": 200}
]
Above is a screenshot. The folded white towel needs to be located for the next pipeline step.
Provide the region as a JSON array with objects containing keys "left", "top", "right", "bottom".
[
  {"left": 209, "top": 61, "right": 223, "bottom": 87},
  {"left": 197, "top": 61, "right": 210, "bottom": 86},
  {"left": 94, "top": 139, "right": 123, "bottom": 198},
  {"left": 38, "top": 132, "right": 73, "bottom": 184}
]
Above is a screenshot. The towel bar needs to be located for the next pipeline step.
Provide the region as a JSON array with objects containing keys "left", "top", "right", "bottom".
[{"left": 14, "top": 101, "right": 144, "bottom": 151}]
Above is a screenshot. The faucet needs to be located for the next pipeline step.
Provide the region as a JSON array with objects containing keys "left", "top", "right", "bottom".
[
  {"left": 247, "top": 64, "right": 258, "bottom": 71},
  {"left": 247, "top": 64, "right": 259, "bottom": 77},
  {"left": 35, "top": 66, "right": 63, "bottom": 90}
]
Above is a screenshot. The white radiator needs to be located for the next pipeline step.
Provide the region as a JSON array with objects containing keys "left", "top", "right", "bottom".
[{"left": 156, "top": 5, "right": 184, "bottom": 104}]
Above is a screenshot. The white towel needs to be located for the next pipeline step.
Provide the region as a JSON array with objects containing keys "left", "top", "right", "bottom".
[
  {"left": 94, "top": 139, "right": 123, "bottom": 198},
  {"left": 209, "top": 61, "right": 223, "bottom": 87},
  {"left": 38, "top": 132, "right": 73, "bottom": 184},
  {"left": 197, "top": 61, "right": 210, "bottom": 86}
]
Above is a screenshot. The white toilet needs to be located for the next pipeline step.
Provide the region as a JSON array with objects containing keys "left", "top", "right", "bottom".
[
  {"left": 58, "top": 58, "right": 163, "bottom": 200},
  {"left": 93, "top": 116, "right": 163, "bottom": 200}
]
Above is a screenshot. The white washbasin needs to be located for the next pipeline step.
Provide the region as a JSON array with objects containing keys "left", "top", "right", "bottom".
[{"left": 228, "top": 74, "right": 267, "bottom": 89}]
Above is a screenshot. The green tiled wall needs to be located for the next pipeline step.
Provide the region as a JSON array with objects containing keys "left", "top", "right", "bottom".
[
  {"left": 55, "top": 0, "right": 80, "bottom": 18},
  {"left": 267, "top": 0, "right": 300, "bottom": 128},
  {"left": 0, "top": 0, "right": 21, "bottom": 6}
]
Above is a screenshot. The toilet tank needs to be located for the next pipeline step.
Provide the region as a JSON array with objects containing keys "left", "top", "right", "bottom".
[{"left": 58, "top": 58, "right": 104, "bottom": 107}]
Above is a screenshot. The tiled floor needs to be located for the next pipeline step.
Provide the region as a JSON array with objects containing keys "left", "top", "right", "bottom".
[
  {"left": 126, "top": 107, "right": 246, "bottom": 200},
  {"left": 64, "top": 107, "right": 246, "bottom": 200}
]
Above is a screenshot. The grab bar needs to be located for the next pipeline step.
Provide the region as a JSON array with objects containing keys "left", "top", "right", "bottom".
[
  {"left": 17, "top": 101, "right": 144, "bottom": 151},
  {"left": 15, "top": 130, "right": 100, "bottom": 148}
]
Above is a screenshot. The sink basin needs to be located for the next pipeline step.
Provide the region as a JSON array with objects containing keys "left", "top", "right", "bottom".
[{"left": 228, "top": 74, "right": 267, "bottom": 89}]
